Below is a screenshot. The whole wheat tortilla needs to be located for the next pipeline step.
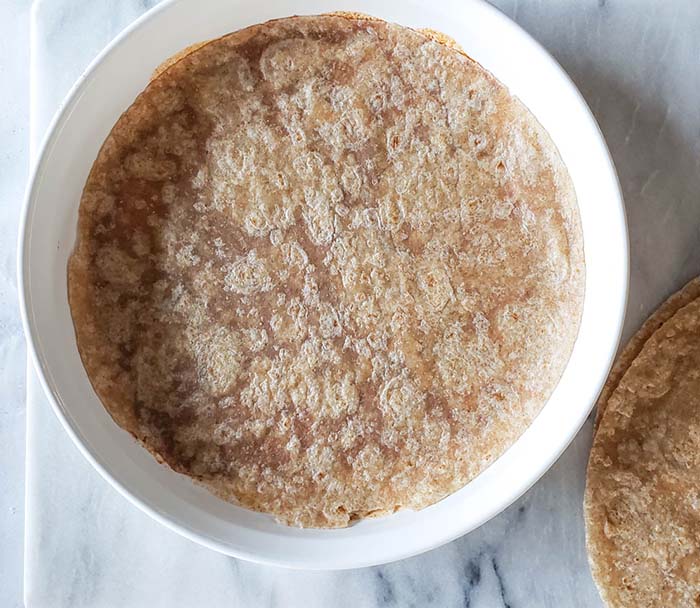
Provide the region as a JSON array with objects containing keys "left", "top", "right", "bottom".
[
  {"left": 585, "top": 297, "right": 700, "bottom": 606},
  {"left": 594, "top": 277, "right": 700, "bottom": 431},
  {"left": 68, "top": 14, "right": 584, "bottom": 527}
]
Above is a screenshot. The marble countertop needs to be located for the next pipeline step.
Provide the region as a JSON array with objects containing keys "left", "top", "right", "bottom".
[
  {"left": 2, "top": 1, "right": 700, "bottom": 606},
  {"left": 0, "top": 1, "right": 31, "bottom": 607}
]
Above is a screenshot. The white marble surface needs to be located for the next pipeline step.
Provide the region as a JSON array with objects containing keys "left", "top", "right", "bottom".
[
  {"left": 1, "top": 0, "right": 698, "bottom": 606},
  {"left": 0, "top": 2, "right": 31, "bottom": 608}
]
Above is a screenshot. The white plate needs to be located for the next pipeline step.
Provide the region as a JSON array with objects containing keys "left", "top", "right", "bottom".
[{"left": 18, "top": 0, "right": 628, "bottom": 569}]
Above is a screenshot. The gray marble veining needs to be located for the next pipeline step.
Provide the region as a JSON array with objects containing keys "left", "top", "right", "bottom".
[{"left": 17, "top": 1, "right": 700, "bottom": 606}]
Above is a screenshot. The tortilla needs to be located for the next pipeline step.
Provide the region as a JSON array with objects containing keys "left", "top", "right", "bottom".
[
  {"left": 594, "top": 277, "right": 700, "bottom": 431},
  {"left": 68, "top": 14, "right": 584, "bottom": 527},
  {"left": 585, "top": 297, "right": 700, "bottom": 606}
]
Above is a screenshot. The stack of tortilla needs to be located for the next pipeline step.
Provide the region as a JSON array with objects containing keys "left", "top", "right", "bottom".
[
  {"left": 585, "top": 277, "right": 700, "bottom": 606},
  {"left": 68, "top": 13, "right": 585, "bottom": 528}
]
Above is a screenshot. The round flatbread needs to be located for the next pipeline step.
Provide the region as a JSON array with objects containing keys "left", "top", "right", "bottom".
[
  {"left": 585, "top": 297, "right": 700, "bottom": 606},
  {"left": 594, "top": 277, "right": 700, "bottom": 431},
  {"left": 68, "top": 14, "right": 584, "bottom": 527}
]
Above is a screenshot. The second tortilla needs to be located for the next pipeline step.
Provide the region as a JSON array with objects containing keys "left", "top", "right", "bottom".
[{"left": 585, "top": 294, "right": 700, "bottom": 606}]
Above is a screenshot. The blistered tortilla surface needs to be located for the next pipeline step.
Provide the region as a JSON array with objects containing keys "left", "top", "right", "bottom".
[
  {"left": 69, "top": 14, "right": 584, "bottom": 527},
  {"left": 586, "top": 296, "right": 700, "bottom": 606}
]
